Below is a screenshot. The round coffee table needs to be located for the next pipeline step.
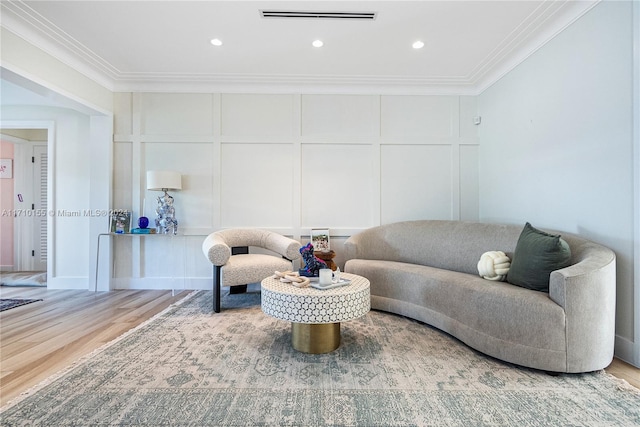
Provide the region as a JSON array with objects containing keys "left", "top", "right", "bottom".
[{"left": 261, "top": 273, "right": 370, "bottom": 354}]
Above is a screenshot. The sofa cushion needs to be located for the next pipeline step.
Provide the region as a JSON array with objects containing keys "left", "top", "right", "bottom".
[{"left": 507, "top": 222, "right": 571, "bottom": 292}]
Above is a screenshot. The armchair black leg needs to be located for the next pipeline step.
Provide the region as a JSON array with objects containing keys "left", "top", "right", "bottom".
[{"left": 214, "top": 265, "right": 221, "bottom": 313}]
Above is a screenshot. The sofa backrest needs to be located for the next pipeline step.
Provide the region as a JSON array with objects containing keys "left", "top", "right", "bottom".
[{"left": 343, "top": 220, "right": 595, "bottom": 276}]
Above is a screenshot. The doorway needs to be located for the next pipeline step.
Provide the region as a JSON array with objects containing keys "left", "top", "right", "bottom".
[{"left": 0, "top": 129, "right": 49, "bottom": 286}]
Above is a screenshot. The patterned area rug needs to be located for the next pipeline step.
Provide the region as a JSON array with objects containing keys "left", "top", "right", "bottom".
[
  {"left": 0, "top": 298, "right": 42, "bottom": 312},
  {"left": 1, "top": 288, "right": 639, "bottom": 426}
]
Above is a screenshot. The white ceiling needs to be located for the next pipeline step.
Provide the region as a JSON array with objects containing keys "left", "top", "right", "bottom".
[{"left": 1, "top": 0, "right": 598, "bottom": 99}]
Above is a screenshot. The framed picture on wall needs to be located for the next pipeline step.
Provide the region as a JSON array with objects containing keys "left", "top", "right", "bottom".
[
  {"left": 311, "top": 228, "right": 330, "bottom": 253},
  {"left": 110, "top": 210, "right": 132, "bottom": 234},
  {"left": 0, "top": 159, "right": 13, "bottom": 179}
]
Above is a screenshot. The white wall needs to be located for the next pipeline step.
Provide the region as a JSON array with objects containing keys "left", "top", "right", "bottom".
[
  {"left": 111, "top": 93, "right": 480, "bottom": 290},
  {"left": 1, "top": 106, "right": 96, "bottom": 289},
  {"left": 478, "top": 1, "right": 637, "bottom": 364}
]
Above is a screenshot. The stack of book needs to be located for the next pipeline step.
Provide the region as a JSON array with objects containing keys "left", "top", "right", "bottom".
[{"left": 131, "top": 228, "right": 156, "bottom": 234}]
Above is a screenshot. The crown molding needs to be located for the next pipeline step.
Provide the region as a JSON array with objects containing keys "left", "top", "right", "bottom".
[
  {"left": 473, "top": 0, "right": 600, "bottom": 93},
  {"left": 111, "top": 72, "right": 477, "bottom": 95},
  {"left": 467, "top": 0, "right": 567, "bottom": 85},
  {"left": 1, "top": 0, "right": 600, "bottom": 96},
  {"left": 0, "top": 3, "right": 115, "bottom": 91}
]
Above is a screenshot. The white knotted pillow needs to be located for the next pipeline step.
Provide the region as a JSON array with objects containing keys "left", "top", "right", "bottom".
[{"left": 477, "top": 251, "right": 511, "bottom": 281}]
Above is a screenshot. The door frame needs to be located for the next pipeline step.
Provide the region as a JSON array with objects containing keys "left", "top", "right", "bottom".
[{"left": 0, "top": 121, "right": 54, "bottom": 281}]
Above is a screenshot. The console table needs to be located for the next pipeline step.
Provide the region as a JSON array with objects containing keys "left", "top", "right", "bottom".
[{"left": 94, "top": 232, "right": 208, "bottom": 293}]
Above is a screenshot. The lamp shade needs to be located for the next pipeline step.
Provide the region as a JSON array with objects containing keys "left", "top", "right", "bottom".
[{"left": 147, "top": 170, "right": 182, "bottom": 191}]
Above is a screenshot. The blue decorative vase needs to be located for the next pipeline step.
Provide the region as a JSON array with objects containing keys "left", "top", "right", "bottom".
[{"left": 138, "top": 216, "right": 149, "bottom": 229}]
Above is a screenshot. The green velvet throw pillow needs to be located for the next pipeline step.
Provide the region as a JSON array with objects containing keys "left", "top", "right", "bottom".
[{"left": 506, "top": 222, "right": 572, "bottom": 292}]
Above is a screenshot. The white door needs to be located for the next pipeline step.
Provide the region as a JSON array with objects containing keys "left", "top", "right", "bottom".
[{"left": 32, "top": 145, "right": 47, "bottom": 271}]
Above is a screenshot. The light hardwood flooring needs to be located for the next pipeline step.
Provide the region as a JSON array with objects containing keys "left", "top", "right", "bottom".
[
  {"left": 0, "top": 286, "right": 189, "bottom": 406},
  {"left": 1, "top": 287, "right": 639, "bottom": 408}
]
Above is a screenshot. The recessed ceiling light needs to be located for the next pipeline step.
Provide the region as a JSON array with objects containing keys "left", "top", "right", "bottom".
[
  {"left": 412, "top": 40, "right": 425, "bottom": 49},
  {"left": 210, "top": 38, "right": 223, "bottom": 46},
  {"left": 312, "top": 40, "right": 324, "bottom": 48}
]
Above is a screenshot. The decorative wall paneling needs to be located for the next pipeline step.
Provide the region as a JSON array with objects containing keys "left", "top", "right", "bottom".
[{"left": 112, "top": 93, "right": 479, "bottom": 290}]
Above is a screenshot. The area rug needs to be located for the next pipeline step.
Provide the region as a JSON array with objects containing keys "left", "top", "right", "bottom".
[
  {"left": 0, "top": 298, "right": 42, "bottom": 312},
  {"left": 0, "top": 271, "right": 47, "bottom": 287},
  {"left": 1, "top": 288, "right": 638, "bottom": 426}
]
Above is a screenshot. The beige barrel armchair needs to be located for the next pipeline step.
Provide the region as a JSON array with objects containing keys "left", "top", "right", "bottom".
[{"left": 202, "top": 228, "right": 301, "bottom": 312}]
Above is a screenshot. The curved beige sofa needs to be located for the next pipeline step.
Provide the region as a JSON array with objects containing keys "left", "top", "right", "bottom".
[{"left": 343, "top": 220, "right": 616, "bottom": 373}]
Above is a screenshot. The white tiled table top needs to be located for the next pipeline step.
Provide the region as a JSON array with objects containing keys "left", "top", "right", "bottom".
[{"left": 261, "top": 273, "right": 370, "bottom": 324}]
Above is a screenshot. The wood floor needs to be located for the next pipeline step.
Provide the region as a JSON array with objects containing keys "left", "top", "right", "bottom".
[
  {"left": 0, "top": 286, "right": 189, "bottom": 406},
  {"left": 1, "top": 287, "right": 639, "bottom": 408}
]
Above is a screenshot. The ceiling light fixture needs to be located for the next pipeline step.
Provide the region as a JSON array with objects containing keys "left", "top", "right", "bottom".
[
  {"left": 210, "top": 38, "right": 223, "bottom": 46},
  {"left": 412, "top": 41, "right": 425, "bottom": 49},
  {"left": 312, "top": 40, "right": 324, "bottom": 48}
]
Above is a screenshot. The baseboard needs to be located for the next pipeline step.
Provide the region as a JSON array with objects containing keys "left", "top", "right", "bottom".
[
  {"left": 46, "top": 276, "right": 88, "bottom": 289},
  {"left": 45, "top": 276, "right": 215, "bottom": 291},
  {"left": 113, "top": 277, "right": 212, "bottom": 291},
  {"left": 614, "top": 334, "right": 639, "bottom": 367}
]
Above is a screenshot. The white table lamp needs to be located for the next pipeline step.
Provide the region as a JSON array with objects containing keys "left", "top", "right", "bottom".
[{"left": 147, "top": 170, "right": 182, "bottom": 234}]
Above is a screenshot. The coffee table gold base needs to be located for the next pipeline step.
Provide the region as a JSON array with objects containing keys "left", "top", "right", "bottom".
[{"left": 291, "top": 322, "right": 340, "bottom": 354}]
